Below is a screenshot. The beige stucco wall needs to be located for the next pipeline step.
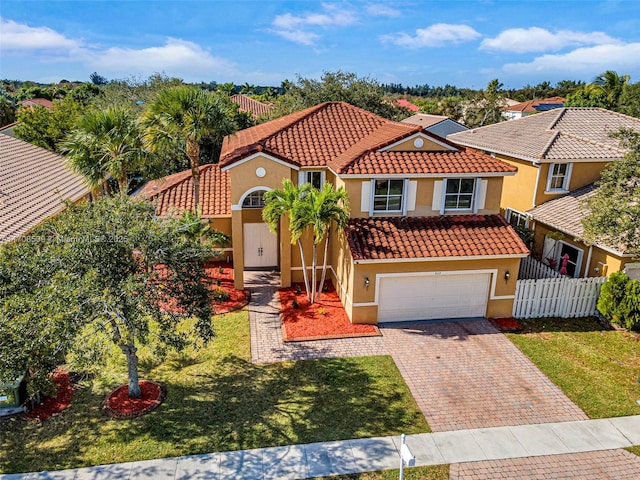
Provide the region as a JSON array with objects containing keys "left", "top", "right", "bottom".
[
  {"left": 534, "top": 162, "right": 609, "bottom": 207},
  {"left": 388, "top": 136, "right": 450, "bottom": 152},
  {"left": 497, "top": 155, "right": 539, "bottom": 213}
]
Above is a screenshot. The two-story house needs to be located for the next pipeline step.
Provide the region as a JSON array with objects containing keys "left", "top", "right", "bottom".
[
  {"left": 143, "top": 102, "right": 529, "bottom": 324},
  {"left": 449, "top": 107, "right": 640, "bottom": 278}
]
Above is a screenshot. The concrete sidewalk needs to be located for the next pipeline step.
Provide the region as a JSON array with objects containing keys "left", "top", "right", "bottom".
[{"left": 3, "top": 415, "right": 639, "bottom": 480}]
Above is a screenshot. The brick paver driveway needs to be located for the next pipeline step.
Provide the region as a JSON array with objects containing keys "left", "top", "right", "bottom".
[{"left": 380, "top": 320, "right": 588, "bottom": 432}]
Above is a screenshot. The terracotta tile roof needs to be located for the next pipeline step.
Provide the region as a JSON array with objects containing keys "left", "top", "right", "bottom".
[
  {"left": 221, "top": 102, "right": 515, "bottom": 176},
  {"left": 346, "top": 215, "right": 529, "bottom": 261},
  {"left": 0, "top": 135, "right": 90, "bottom": 242},
  {"left": 450, "top": 108, "right": 640, "bottom": 162},
  {"left": 230, "top": 94, "right": 274, "bottom": 118},
  {"left": 139, "top": 164, "right": 231, "bottom": 217},
  {"left": 505, "top": 97, "right": 565, "bottom": 113},
  {"left": 20, "top": 98, "right": 53, "bottom": 109},
  {"left": 394, "top": 99, "right": 420, "bottom": 112},
  {"left": 341, "top": 147, "right": 517, "bottom": 175}
]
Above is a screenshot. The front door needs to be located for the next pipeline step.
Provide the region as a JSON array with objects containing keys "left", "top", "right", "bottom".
[{"left": 243, "top": 223, "right": 278, "bottom": 269}]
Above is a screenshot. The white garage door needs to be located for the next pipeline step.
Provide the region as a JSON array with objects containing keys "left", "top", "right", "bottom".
[{"left": 377, "top": 273, "right": 491, "bottom": 322}]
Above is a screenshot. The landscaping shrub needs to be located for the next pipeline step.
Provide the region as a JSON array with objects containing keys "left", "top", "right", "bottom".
[
  {"left": 597, "top": 271, "right": 629, "bottom": 324},
  {"left": 212, "top": 287, "right": 230, "bottom": 303},
  {"left": 616, "top": 279, "right": 640, "bottom": 331}
]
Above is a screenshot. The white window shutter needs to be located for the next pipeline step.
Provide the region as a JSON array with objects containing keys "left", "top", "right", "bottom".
[
  {"left": 361, "top": 181, "right": 371, "bottom": 213},
  {"left": 432, "top": 181, "right": 442, "bottom": 212},
  {"left": 477, "top": 179, "right": 488, "bottom": 211},
  {"left": 407, "top": 181, "right": 417, "bottom": 211}
]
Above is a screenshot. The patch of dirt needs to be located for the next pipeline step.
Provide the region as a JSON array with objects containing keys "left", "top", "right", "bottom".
[
  {"left": 25, "top": 369, "right": 74, "bottom": 421},
  {"left": 103, "top": 380, "right": 166, "bottom": 419},
  {"left": 279, "top": 282, "right": 380, "bottom": 341}
]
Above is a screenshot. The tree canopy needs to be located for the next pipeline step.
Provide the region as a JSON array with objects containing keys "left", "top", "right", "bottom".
[
  {"left": 582, "top": 129, "right": 640, "bottom": 256},
  {"left": 0, "top": 196, "right": 217, "bottom": 398}
]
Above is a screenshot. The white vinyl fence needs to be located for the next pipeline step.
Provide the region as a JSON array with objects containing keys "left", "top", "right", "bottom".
[
  {"left": 513, "top": 277, "right": 606, "bottom": 319},
  {"left": 518, "top": 255, "right": 563, "bottom": 280}
]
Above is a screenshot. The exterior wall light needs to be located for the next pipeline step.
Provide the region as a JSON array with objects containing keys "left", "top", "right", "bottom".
[
  {"left": 364, "top": 277, "right": 370, "bottom": 288},
  {"left": 504, "top": 271, "right": 510, "bottom": 281}
]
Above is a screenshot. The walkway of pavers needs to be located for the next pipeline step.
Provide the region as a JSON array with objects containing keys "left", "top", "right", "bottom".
[{"left": 2, "top": 416, "right": 639, "bottom": 479}]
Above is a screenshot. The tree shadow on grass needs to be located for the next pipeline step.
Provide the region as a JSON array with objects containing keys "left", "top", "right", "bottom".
[{"left": 0, "top": 355, "right": 427, "bottom": 474}]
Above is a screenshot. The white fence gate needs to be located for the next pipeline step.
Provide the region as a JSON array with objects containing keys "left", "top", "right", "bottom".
[
  {"left": 518, "top": 255, "right": 563, "bottom": 280},
  {"left": 513, "top": 277, "right": 606, "bottom": 319}
]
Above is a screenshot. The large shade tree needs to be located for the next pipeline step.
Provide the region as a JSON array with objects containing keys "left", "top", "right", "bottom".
[
  {"left": 61, "top": 105, "right": 149, "bottom": 194},
  {"left": 0, "top": 196, "right": 216, "bottom": 398},
  {"left": 142, "top": 86, "right": 237, "bottom": 211},
  {"left": 582, "top": 128, "right": 640, "bottom": 256}
]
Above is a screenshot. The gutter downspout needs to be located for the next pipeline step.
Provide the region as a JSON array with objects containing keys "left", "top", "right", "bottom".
[{"left": 584, "top": 245, "right": 593, "bottom": 278}]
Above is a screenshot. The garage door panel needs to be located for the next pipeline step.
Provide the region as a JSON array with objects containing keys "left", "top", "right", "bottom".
[{"left": 378, "top": 273, "right": 490, "bottom": 322}]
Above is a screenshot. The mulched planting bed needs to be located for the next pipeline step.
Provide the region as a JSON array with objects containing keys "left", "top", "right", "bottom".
[
  {"left": 279, "top": 282, "right": 381, "bottom": 341},
  {"left": 25, "top": 369, "right": 74, "bottom": 421},
  {"left": 103, "top": 380, "right": 166, "bottom": 419},
  {"left": 490, "top": 317, "right": 523, "bottom": 332}
]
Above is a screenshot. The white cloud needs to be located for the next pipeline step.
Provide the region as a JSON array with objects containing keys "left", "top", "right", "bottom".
[
  {"left": 366, "top": 4, "right": 401, "bottom": 17},
  {"left": 501, "top": 43, "right": 640, "bottom": 76},
  {"left": 480, "top": 27, "right": 619, "bottom": 53},
  {"left": 0, "top": 18, "right": 82, "bottom": 53},
  {"left": 271, "top": 4, "right": 357, "bottom": 46},
  {"left": 381, "top": 23, "right": 481, "bottom": 48},
  {"left": 87, "top": 38, "right": 236, "bottom": 76}
]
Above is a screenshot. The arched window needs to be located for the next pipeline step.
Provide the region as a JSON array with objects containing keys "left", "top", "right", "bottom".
[{"left": 242, "top": 190, "right": 267, "bottom": 208}]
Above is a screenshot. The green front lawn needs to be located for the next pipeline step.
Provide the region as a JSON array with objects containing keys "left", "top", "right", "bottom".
[
  {"left": 0, "top": 310, "right": 429, "bottom": 474},
  {"left": 506, "top": 317, "right": 640, "bottom": 419},
  {"left": 314, "top": 465, "right": 449, "bottom": 479}
]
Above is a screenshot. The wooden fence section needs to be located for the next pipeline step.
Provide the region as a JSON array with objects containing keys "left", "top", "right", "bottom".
[
  {"left": 518, "top": 255, "right": 563, "bottom": 280},
  {"left": 513, "top": 277, "right": 606, "bottom": 319}
]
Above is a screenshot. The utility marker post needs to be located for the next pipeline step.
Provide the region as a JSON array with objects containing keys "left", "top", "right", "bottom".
[{"left": 399, "top": 433, "right": 415, "bottom": 480}]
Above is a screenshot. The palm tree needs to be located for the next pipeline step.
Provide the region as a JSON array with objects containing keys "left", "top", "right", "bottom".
[
  {"left": 594, "top": 70, "right": 630, "bottom": 108},
  {"left": 142, "top": 86, "right": 236, "bottom": 211},
  {"left": 263, "top": 180, "right": 313, "bottom": 301},
  {"left": 62, "top": 105, "right": 147, "bottom": 194}
]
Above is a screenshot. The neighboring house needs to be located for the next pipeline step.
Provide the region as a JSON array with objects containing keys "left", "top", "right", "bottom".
[
  {"left": 527, "top": 184, "right": 636, "bottom": 278},
  {"left": 502, "top": 97, "right": 565, "bottom": 120},
  {"left": 143, "top": 102, "right": 529, "bottom": 324},
  {"left": 449, "top": 107, "right": 640, "bottom": 277},
  {"left": 0, "top": 122, "right": 17, "bottom": 137},
  {"left": 402, "top": 113, "right": 468, "bottom": 137},
  {"left": 230, "top": 94, "right": 274, "bottom": 119},
  {"left": 394, "top": 99, "right": 420, "bottom": 112},
  {"left": 19, "top": 98, "right": 53, "bottom": 110},
  {"left": 0, "top": 135, "right": 90, "bottom": 243}
]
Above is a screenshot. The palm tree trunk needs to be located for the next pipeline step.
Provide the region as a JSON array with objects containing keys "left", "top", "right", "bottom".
[
  {"left": 120, "top": 343, "right": 141, "bottom": 398},
  {"left": 317, "top": 231, "right": 330, "bottom": 302},
  {"left": 311, "top": 243, "right": 317, "bottom": 304},
  {"left": 186, "top": 139, "right": 201, "bottom": 212},
  {"left": 117, "top": 176, "right": 128, "bottom": 195},
  {"left": 297, "top": 239, "right": 311, "bottom": 301}
]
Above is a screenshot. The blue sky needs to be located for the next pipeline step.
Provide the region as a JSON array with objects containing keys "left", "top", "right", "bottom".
[{"left": 1, "top": 1, "right": 640, "bottom": 89}]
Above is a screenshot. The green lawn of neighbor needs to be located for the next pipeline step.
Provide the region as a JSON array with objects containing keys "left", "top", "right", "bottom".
[
  {"left": 0, "top": 309, "right": 429, "bottom": 474},
  {"left": 313, "top": 465, "right": 449, "bottom": 479},
  {"left": 506, "top": 317, "right": 640, "bottom": 419}
]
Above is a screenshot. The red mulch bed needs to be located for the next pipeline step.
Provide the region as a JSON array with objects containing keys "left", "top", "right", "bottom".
[
  {"left": 490, "top": 317, "right": 523, "bottom": 332},
  {"left": 159, "top": 261, "right": 249, "bottom": 315},
  {"left": 102, "top": 380, "right": 166, "bottom": 419},
  {"left": 25, "top": 369, "right": 74, "bottom": 421},
  {"left": 279, "top": 282, "right": 381, "bottom": 342}
]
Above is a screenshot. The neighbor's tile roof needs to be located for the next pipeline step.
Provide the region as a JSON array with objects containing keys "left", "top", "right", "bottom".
[
  {"left": 449, "top": 108, "right": 640, "bottom": 162},
  {"left": 138, "top": 164, "right": 231, "bottom": 217},
  {"left": 394, "top": 99, "right": 420, "bottom": 112},
  {"left": 0, "top": 135, "right": 90, "bottom": 242},
  {"left": 230, "top": 94, "right": 274, "bottom": 118},
  {"left": 505, "top": 97, "right": 565, "bottom": 113},
  {"left": 20, "top": 98, "right": 53, "bottom": 109},
  {"left": 346, "top": 215, "right": 529, "bottom": 261},
  {"left": 401, "top": 113, "right": 449, "bottom": 128},
  {"left": 221, "top": 102, "right": 515, "bottom": 176}
]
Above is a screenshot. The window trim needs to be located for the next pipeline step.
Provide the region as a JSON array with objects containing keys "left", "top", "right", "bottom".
[
  {"left": 554, "top": 240, "right": 583, "bottom": 278},
  {"left": 545, "top": 162, "right": 573, "bottom": 193},
  {"left": 242, "top": 189, "right": 268, "bottom": 208},
  {"left": 299, "top": 170, "right": 325, "bottom": 189},
  {"left": 442, "top": 178, "right": 477, "bottom": 212},
  {"left": 505, "top": 208, "right": 529, "bottom": 228},
  {"left": 370, "top": 178, "right": 408, "bottom": 215}
]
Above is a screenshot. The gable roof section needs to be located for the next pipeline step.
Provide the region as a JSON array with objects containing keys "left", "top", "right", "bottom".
[
  {"left": 20, "top": 98, "right": 53, "bottom": 109},
  {"left": 138, "top": 164, "right": 231, "bottom": 218},
  {"left": 0, "top": 135, "right": 90, "bottom": 242},
  {"left": 394, "top": 99, "right": 420, "bottom": 112},
  {"left": 450, "top": 108, "right": 639, "bottom": 163},
  {"left": 221, "top": 102, "right": 515, "bottom": 176},
  {"left": 230, "top": 94, "right": 274, "bottom": 118},
  {"left": 504, "top": 97, "right": 565, "bottom": 113},
  {"left": 402, "top": 113, "right": 450, "bottom": 128},
  {"left": 346, "top": 215, "right": 529, "bottom": 262}
]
